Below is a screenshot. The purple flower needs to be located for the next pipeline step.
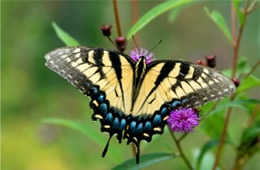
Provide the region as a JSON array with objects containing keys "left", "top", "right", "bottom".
[
  {"left": 130, "top": 48, "right": 154, "bottom": 64},
  {"left": 167, "top": 108, "right": 199, "bottom": 133}
]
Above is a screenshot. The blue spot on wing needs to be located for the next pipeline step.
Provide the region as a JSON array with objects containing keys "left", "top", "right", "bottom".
[
  {"left": 98, "top": 103, "right": 108, "bottom": 114},
  {"left": 105, "top": 112, "right": 113, "bottom": 122},
  {"left": 144, "top": 121, "right": 152, "bottom": 131},
  {"left": 153, "top": 115, "right": 162, "bottom": 126}
]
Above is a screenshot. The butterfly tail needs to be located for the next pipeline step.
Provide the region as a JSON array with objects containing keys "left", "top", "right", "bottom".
[
  {"left": 136, "top": 142, "right": 140, "bottom": 164},
  {"left": 102, "top": 135, "right": 112, "bottom": 157}
]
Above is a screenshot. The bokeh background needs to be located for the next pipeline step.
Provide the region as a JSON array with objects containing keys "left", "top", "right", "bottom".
[{"left": 2, "top": 0, "right": 259, "bottom": 170}]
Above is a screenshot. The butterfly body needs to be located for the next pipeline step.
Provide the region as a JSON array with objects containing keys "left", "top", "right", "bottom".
[{"left": 44, "top": 46, "right": 235, "bottom": 164}]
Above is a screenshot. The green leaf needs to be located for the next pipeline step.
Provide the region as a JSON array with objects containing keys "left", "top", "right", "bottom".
[
  {"left": 232, "top": 0, "right": 245, "bottom": 25},
  {"left": 199, "top": 112, "right": 226, "bottom": 139},
  {"left": 237, "top": 57, "right": 251, "bottom": 76},
  {"left": 52, "top": 22, "right": 80, "bottom": 46},
  {"left": 168, "top": 6, "right": 183, "bottom": 23},
  {"left": 112, "top": 153, "right": 177, "bottom": 170},
  {"left": 41, "top": 118, "right": 124, "bottom": 162},
  {"left": 236, "top": 75, "right": 260, "bottom": 93},
  {"left": 241, "top": 123, "right": 260, "bottom": 143},
  {"left": 196, "top": 140, "right": 219, "bottom": 170},
  {"left": 204, "top": 7, "right": 232, "bottom": 44},
  {"left": 200, "top": 98, "right": 248, "bottom": 118},
  {"left": 127, "top": 0, "right": 194, "bottom": 39}
]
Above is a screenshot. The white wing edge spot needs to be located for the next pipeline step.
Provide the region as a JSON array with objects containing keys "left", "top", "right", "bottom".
[{"left": 73, "top": 48, "right": 81, "bottom": 53}]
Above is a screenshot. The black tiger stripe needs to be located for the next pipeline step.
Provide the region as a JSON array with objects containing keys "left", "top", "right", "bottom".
[
  {"left": 177, "top": 63, "right": 190, "bottom": 80},
  {"left": 93, "top": 49, "right": 106, "bottom": 79},
  {"left": 192, "top": 66, "right": 203, "bottom": 81},
  {"left": 109, "top": 52, "right": 122, "bottom": 80},
  {"left": 108, "top": 52, "right": 125, "bottom": 108},
  {"left": 154, "top": 62, "right": 176, "bottom": 86}
]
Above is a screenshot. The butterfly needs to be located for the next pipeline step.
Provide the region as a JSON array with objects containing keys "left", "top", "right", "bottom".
[{"left": 44, "top": 46, "right": 236, "bottom": 164}]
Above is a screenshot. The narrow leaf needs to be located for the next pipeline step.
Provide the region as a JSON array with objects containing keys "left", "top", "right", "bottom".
[
  {"left": 41, "top": 118, "right": 124, "bottom": 162},
  {"left": 168, "top": 7, "right": 183, "bottom": 23},
  {"left": 236, "top": 75, "right": 260, "bottom": 93},
  {"left": 196, "top": 140, "right": 219, "bottom": 170},
  {"left": 52, "top": 22, "right": 80, "bottom": 46},
  {"left": 232, "top": 0, "right": 245, "bottom": 25},
  {"left": 241, "top": 124, "right": 260, "bottom": 143},
  {"left": 112, "top": 153, "right": 177, "bottom": 170},
  {"left": 204, "top": 7, "right": 232, "bottom": 44},
  {"left": 127, "top": 0, "right": 194, "bottom": 39}
]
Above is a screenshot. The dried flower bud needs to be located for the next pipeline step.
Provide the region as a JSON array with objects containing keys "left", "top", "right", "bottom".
[
  {"left": 100, "top": 25, "right": 112, "bottom": 37},
  {"left": 206, "top": 55, "right": 216, "bottom": 68},
  {"left": 115, "top": 36, "right": 127, "bottom": 52},
  {"left": 196, "top": 60, "right": 207, "bottom": 66},
  {"left": 232, "top": 78, "right": 240, "bottom": 87}
]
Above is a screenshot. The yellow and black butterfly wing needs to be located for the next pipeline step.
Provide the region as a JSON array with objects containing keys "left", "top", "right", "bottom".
[
  {"left": 126, "top": 60, "right": 236, "bottom": 144},
  {"left": 44, "top": 47, "right": 135, "bottom": 143},
  {"left": 132, "top": 60, "right": 236, "bottom": 116}
]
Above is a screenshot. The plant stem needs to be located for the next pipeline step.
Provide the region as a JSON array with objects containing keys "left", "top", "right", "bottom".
[
  {"left": 168, "top": 127, "right": 193, "bottom": 170},
  {"left": 213, "top": 1, "right": 253, "bottom": 169},
  {"left": 132, "top": 0, "right": 139, "bottom": 42},
  {"left": 244, "top": 60, "right": 260, "bottom": 79},
  {"left": 213, "top": 104, "right": 233, "bottom": 170},
  {"left": 247, "top": 104, "right": 260, "bottom": 126},
  {"left": 231, "top": 0, "right": 250, "bottom": 79},
  {"left": 178, "top": 133, "right": 188, "bottom": 142},
  {"left": 112, "top": 0, "right": 122, "bottom": 37},
  {"left": 231, "top": 4, "right": 236, "bottom": 43}
]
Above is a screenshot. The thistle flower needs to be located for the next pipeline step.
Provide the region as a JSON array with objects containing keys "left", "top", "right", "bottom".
[
  {"left": 130, "top": 48, "right": 154, "bottom": 64},
  {"left": 167, "top": 108, "right": 199, "bottom": 133}
]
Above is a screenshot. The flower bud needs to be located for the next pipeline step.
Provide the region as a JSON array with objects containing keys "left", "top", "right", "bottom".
[
  {"left": 205, "top": 55, "right": 216, "bottom": 68},
  {"left": 100, "top": 25, "right": 112, "bottom": 37},
  {"left": 115, "top": 36, "right": 127, "bottom": 52},
  {"left": 232, "top": 78, "right": 240, "bottom": 87},
  {"left": 196, "top": 60, "right": 207, "bottom": 66}
]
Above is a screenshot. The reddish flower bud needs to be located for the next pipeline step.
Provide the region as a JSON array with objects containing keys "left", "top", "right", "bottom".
[
  {"left": 115, "top": 36, "right": 127, "bottom": 52},
  {"left": 196, "top": 60, "right": 207, "bottom": 66},
  {"left": 205, "top": 55, "right": 216, "bottom": 68},
  {"left": 100, "top": 25, "right": 112, "bottom": 37},
  {"left": 232, "top": 78, "right": 240, "bottom": 87}
]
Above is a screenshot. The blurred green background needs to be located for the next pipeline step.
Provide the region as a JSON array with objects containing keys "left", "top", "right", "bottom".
[{"left": 2, "top": 0, "right": 259, "bottom": 170}]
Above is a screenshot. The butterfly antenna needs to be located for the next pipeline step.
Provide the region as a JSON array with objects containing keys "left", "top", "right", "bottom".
[
  {"left": 132, "top": 35, "right": 140, "bottom": 50},
  {"left": 102, "top": 135, "right": 113, "bottom": 157},
  {"left": 149, "top": 40, "right": 162, "bottom": 52}
]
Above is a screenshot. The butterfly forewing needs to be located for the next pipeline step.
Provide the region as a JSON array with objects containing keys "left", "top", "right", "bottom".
[
  {"left": 45, "top": 47, "right": 135, "bottom": 114},
  {"left": 131, "top": 60, "right": 236, "bottom": 116}
]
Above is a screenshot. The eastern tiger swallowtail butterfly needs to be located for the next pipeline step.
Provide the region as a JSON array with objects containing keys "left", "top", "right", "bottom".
[{"left": 44, "top": 46, "right": 235, "bottom": 164}]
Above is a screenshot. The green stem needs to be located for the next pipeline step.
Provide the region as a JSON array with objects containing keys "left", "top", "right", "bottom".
[
  {"left": 168, "top": 127, "right": 193, "bottom": 170},
  {"left": 213, "top": 0, "right": 254, "bottom": 169}
]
